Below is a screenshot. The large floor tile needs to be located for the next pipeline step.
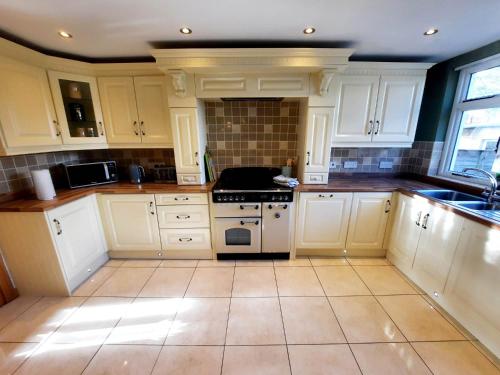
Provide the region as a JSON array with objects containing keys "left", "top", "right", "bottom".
[
  {"left": 310, "top": 257, "right": 349, "bottom": 266},
  {"left": 197, "top": 259, "right": 235, "bottom": 267},
  {"left": 92, "top": 267, "right": 154, "bottom": 297},
  {"left": 354, "top": 266, "right": 418, "bottom": 295},
  {"left": 159, "top": 259, "right": 198, "bottom": 268},
  {"left": 280, "top": 297, "right": 345, "bottom": 344},
  {"left": 0, "top": 297, "right": 85, "bottom": 343},
  {"left": 106, "top": 298, "right": 179, "bottom": 345},
  {"left": 166, "top": 298, "right": 230, "bottom": 345},
  {"left": 185, "top": 268, "right": 233, "bottom": 297},
  {"left": 288, "top": 344, "right": 361, "bottom": 375},
  {"left": 151, "top": 346, "right": 223, "bottom": 375},
  {"left": 139, "top": 268, "right": 194, "bottom": 297},
  {"left": 49, "top": 297, "right": 132, "bottom": 345},
  {"left": 235, "top": 260, "right": 273, "bottom": 267},
  {"left": 377, "top": 295, "right": 464, "bottom": 341},
  {"left": 72, "top": 267, "right": 117, "bottom": 297},
  {"left": 105, "top": 259, "right": 125, "bottom": 267},
  {"left": 330, "top": 296, "right": 405, "bottom": 343},
  {"left": 82, "top": 344, "right": 161, "bottom": 375},
  {"left": 351, "top": 343, "right": 431, "bottom": 374},
  {"left": 348, "top": 257, "right": 391, "bottom": 266},
  {"left": 275, "top": 267, "right": 324, "bottom": 296},
  {"left": 232, "top": 267, "right": 277, "bottom": 297},
  {"left": 0, "top": 342, "right": 38, "bottom": 375},
  {"left": 274, "top": 258, "right": 312, "bottom": 267},
  {"left": 222, "top": 345, "right": 290, "bottom": 375},
  {"left": 412, "top": 341, "right": 500, "bottom": 375},
  {"left": 0, "top": 296, "right": 41, "bottom": 330},
  {"left": 226, "top": 297, "right": 285, "bottom": 345},
  {"left": 14, "top": 342, "right": 99, "bottom": 375},
  {"left": 119, "top": 259, "right": 161, "bottom": 268},
  {"left": 315, "top": 266, "right": 370, "bottom": 296}
]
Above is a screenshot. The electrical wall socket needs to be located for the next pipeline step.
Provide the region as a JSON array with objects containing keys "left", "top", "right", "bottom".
[
  {"left": 343, "top": 160, "right": 358, "bottom": 169},
  {"left": 379, "top": 161, "right": 393, "bottom": 169},
  {"left": 329, "top": 161, "right": 336, "bottom": 168}
]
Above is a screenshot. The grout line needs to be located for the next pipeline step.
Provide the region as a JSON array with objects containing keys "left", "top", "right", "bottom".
[{"left": 220, "top": 265, "right": 236, "bottom": 375}]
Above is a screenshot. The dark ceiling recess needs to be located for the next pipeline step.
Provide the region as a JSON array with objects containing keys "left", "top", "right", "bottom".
[{"left": 148, "top": 40, "right": 356, "bottom": 49}]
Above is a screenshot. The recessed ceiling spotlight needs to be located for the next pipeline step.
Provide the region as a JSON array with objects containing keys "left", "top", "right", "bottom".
[
  {"left": 423, "top": 28, "right": 438, "bottom": 36},
  {"left": 58, "top": 30, "right": 72, "bottom": 39},
  {"left": 180, "top": 27, "right": 192, "bottom": 35},
  {"left": 303, "top": 27, "right": 316, "bottom": 35}
]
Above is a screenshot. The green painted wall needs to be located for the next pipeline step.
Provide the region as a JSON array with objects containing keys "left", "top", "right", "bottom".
[{"left": 415, "top": 40, "right": 500, "bottom": 142}]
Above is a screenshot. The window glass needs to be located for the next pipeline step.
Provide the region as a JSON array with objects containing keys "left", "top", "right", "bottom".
[{"left": 466, "top": 66, "right": 500, "bottom": 100}]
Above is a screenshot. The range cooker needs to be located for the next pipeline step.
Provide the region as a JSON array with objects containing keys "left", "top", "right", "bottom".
[{"left": 212, "top": 167, "right": 294, "bottom": 256}]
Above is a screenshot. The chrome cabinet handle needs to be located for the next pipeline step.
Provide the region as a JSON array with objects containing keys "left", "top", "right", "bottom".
[
  {"left": 416, "top": 211, "right": 422, "bottom": 226},
  {"left": 384, "top": 200, "right": 391, "bottom": 213},
  {"left": 140, "top": 121, "right": 145, "bottom": 136},
  {"left": 53, "top": 120, "right": 61, "bottom": 136},
  {"left": 367, "top": 120, "right": 373, "bottom": 135},
  {"left": 174, "top": 196, "right": 189, "bottom": 201},
  {"left": 133, "top": 121, "right": 139, "bottom": 136},
  {"left": 149, "top": 202, "right": 155, "bottom": 215},
  {"left": 240, "top": 204, "right": 259, "bottom": 210},
  {"left": 240, "top": 220, "right": 259, "bottom": 226},
  {"left": 306, "top": 151, "right": 311, "bottom": 166},
  {"left": 374, "top": 120, "right": 380, "bottom": 135},
  {"left": 53, "top": 219, "right": 62, "bottom": 235},
  {"left": 268, "top": 204, "right": 288, "bottom": 209},
  {"left": 98, "top": 121, "right": 104, "bottom": 136},
  {"left": 318, "top": 194, "right": 333, "bottom": 198},
  {"left": 176, "top": 215, "right": 191, "bottom": 219},
  {"left": 178, "top": 237, "right": 193, "bottom": 242},
  {"left": 422, "top": 213, "right": 430, "bottom": 229}
]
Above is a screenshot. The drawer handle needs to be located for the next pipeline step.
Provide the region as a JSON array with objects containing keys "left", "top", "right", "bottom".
[
  {"left": 178, "top": 237, "right": 193, "bottom": 242},
  {"left": 176, "top": 215, "right": 191, "bottom": 220},
  {"left": 268, "top": 204, "right": 288, "bottom": 209},
  {"left": 53, "top": 219, "right": 62, "bottom": 235},
  {"left": 240, "top": 204, "right": 259, "bottom": 210},
  {"left": 422, "top": 213, "right": 430, "bottom": 229},
  {"left": 150, "top": 202, "right": 155, "bottom": 215},
  {"left": 240, "top": 220, "right": 259, "bottom": 226},
  {"left": 384, "top": 200, "right": 391, "bottom": 213},
  {"left": 174, "top": 197, "right": 189, "bottom": 201},
  {"left": 318, "top": 194, "right": 333, "bottom": 198},
  {"left": 416, "top": 211, "right": 422, "bottom": 226}
]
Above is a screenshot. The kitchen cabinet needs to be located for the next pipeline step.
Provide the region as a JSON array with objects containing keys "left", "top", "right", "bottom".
[
  {"left": 48, "top": 71, "right": 106, "bottom": 146},
  {"left": 346, "top": 192, "right": 392, "bottom": 254},
  {"left": 295, "top": 192, "right": 353, "bottom": 253},
  {"left": 98, "top": 76, "right": 172, "bottom": 146},
  {"left": 99, "top": 194, "right": 161, "bottom": 251},
  {"left": 0, "top": 57, "right": 61, "bottom": 153},
  {"left": 331, "top": 74, "right": 425, "bottom": 147},
  {"left": 170, "top": 107, "right": 207, "bottom": 184},
  {"left": 47, "top": 195, "right": 107, "bottom": 291}
]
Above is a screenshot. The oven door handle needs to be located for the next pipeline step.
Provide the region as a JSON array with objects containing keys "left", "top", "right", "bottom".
[
  {"left": 240, "top": 204, "right": 259, "bottom": 210},
  {"left": 240, "top": 220, "right": 260, "bottom": 226}
]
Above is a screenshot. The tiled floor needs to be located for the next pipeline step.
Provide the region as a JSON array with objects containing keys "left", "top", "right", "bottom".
[{"left": 0, "top": 257, "right": 498, "bottom": 375}]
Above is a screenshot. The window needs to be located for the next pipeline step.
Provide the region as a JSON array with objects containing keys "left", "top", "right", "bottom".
[{"left": 441, "top": 55, "right": 500, "bottom": 180}]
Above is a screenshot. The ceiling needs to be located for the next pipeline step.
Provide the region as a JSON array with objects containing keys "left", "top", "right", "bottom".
[{"left": 0, "top": 0, "right": 499, "bottom": 63}]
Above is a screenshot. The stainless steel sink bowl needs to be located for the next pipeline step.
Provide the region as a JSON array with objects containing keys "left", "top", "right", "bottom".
[
  {"left": 454, "top": 202, "right": 500, "bottom": 211},
  {"left": 416, "top": 189, "right": 484, "bottom": 202}
]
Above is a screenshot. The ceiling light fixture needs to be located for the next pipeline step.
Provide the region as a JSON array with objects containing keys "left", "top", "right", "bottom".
[
  {"left": 423, "top": 28, "right": 438, "bottom": 36},
  {"left": 180, "top": 27, "right": 192, "bottom": 35},
  {"left": 58, "top": 30, "right": 72, "bottom": 39},
  {"left": 303, "top": 27, "right": 316, "bottom": 35}
]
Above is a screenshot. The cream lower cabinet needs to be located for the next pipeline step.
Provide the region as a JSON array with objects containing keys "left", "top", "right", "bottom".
[
  {"left": 295, "top": 192, "right": 353, "bottom": 254},
  {"left": 346, "top": 192, "right": 392, "bottom": 255},
  {"left": 99, "top": 194, "right": 161, "bottom": 251}
]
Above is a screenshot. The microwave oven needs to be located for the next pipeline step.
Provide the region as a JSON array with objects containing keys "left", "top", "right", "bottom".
[{"left": 64, "top": 161, "right": 118, "bottom": 188}]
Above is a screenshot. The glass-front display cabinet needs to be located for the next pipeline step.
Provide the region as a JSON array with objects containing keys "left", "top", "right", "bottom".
[{"left": 48, "top": 71, "right": 107, "bottom": 144}]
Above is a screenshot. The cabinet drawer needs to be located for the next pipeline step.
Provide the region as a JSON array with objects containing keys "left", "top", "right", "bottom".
[
  {"left": 177, "top": 174, "right": 204, "bottom": 185},
  {"left": 155, "top": 193, "right": 208, "bottom": 205},
  {"left": 303, "top": 173, "right": 329, "bottom": 184},
  {"left": 160, "top": 228, "right": 212, "bottom": 251},
  {"left": 157, "top": 205, "right": 210, "bottom": 228}
]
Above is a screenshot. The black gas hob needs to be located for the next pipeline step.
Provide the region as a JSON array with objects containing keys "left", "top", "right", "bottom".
[{"left": 212, "top": 167, "right": 294, "bottom": 203}]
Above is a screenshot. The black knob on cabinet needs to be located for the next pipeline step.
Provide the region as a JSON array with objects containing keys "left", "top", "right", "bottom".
[{"left": 275, "top": 213, "right": 281, "bottom": 219}]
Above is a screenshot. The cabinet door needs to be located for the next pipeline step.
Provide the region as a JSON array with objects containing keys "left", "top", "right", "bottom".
[
  {"left": 296, "top": 192, "right": 353, "bottom": 249},
  {"left": 388, "top": 194, "right": 425, "bottom": 273},
  {"left": 134, "top": 76, "right": 172, "bottom": 145},
  {"left": 48, "top": 71, "right": 106, "bottom": 145},
  {"left": 331, "top": 75, "right": 379, "bottom": 145},
  {"left": 48, "top": 195, "right": 107, "bottom": 290},
  {"left": 99, "top": 194, "right": 161, "bottom": 251},
  {"left": 442, "top": 220, "right": 500, "bottom": 356},
  {"left": 170, "top": 108, "right": 202, "bottom": 173},
  {"left": 346, "top": 192, "right": 392, "bottom": 251},
  {"left": 304, "top": 107, "right": 334, "bottom": 173},
  {"left": 0, "top": 58, "right": 61, "bottom": 148},
  {"left": 412, "top": 205, "right": 464, "bottom": 295},
  {"left": 98, "top": 77, "right": 141, "bottom": 144},
  {"left": 372, "top": 75, "right": 425, "bottom": 144}
]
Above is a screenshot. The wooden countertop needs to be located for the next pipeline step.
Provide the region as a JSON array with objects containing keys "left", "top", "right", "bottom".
[
  {"left": 0, "top": 182, "right": 214, "bottom": 212},
  {"left": 295, "top": 177, "right": 436, "bottom": 192}
]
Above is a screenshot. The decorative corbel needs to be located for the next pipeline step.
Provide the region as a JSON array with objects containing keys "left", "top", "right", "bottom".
[
  {"left": 319, "top": 69, "right": 336, "bottom": 96},
  {"left": 168, "top": 70, "right": 187, "bottom": 97}
]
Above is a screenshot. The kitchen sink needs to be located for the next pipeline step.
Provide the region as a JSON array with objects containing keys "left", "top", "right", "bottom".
[
  {"left": 416, "top": 189, "right": 484, "bottom": 202},
  {"left": 454, "top": 202, "right": 500, "bottom": 211}
]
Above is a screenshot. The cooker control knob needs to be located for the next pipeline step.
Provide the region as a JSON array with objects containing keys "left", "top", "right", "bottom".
[
  {"left": 229, "top": 196, "right": 234, "bottom": 201},
  {"left": 240, "top": 196, "right": 246, "bottom": 201},
  {"left": 216, "top": 196, "right": 222, "bottom": 202},
  {"left": 223, "top": 196, "right": 228, "bottom": 201}
]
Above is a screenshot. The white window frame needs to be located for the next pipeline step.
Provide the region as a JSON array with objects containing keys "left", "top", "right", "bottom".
[{"left": 439, "top": 53, "right": 500, "bottom": 184}]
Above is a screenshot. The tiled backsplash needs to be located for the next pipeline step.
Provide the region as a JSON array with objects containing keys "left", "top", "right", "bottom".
[{"left": 205, "top": 100, "right": 298, "bottom": 171}]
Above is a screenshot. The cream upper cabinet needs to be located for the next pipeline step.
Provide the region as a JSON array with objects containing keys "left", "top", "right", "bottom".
[
  {"left": 331, "top": 75, "right": 379, "bottom": 144},
  {"left": 372, "top": 75, "right": 425, "bottom": 144},
  {"left": 296, "top": 192, "right": 353, "bottom": 251},
  {"left": 346, "top": 192, "right": 392, "bottom": 252},
  {"left": 133, "top": 76, "right": 172, "bottom": 144},
  {"left": 99, "top": 194, "right": 161, "bottom": 251},
  {"left": 98, "top": 77, "right": 141, "bottom": 144},
  {"left": 0, "top": 58, "right": 61, "bottom": 150},
  {"left": 47, "top": 195, "right": 107, "bottom": 291},
  {"left": 304, "top": 107, "right": 335, "bottom": 173},
  {"left": 48, "top": 71, "right": 106, "bottom": 145}
]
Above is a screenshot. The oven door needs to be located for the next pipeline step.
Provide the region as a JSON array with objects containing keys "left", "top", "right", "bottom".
[{"left": 215, "top": 218, "right": 262, "bottom": 253}]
